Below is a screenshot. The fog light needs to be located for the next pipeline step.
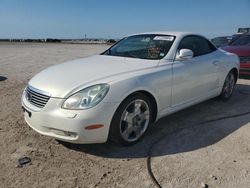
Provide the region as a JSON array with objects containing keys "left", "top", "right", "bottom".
[{"left": 50, "top": 128, "right": 77, "bottom": 138}]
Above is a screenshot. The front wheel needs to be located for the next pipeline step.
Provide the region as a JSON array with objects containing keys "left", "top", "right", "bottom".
[
  {"left": 109, "top": 93, "right": 153, "bottom": 145},
  {"left": 219, "top": 71, "right": 236, "bottom": 100}
]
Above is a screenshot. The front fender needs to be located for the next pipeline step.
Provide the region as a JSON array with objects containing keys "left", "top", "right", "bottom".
[{"left": 103, "top": 65, "right": 173, "bottom": 113}]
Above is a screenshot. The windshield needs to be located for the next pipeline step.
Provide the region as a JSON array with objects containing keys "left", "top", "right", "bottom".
[
  {"left": 229, "top": 35, "right": 250, "bottom": 46},
  {"left": 101, "top": 34, "right": 175, "bottom": 60}
]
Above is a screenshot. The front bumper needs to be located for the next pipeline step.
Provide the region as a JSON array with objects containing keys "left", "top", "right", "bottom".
[{"left": 22, "top": 93, "right": 119, "bottom": 144}]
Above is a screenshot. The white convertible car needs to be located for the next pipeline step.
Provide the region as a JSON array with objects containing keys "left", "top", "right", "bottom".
[{"left": 22, "top": 32, "right": 239, "bottom": 145}]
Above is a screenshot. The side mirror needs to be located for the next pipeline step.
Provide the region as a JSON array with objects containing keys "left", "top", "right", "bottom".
[{"left": 176, "top": 49, "right": 194, "bottom": 60}]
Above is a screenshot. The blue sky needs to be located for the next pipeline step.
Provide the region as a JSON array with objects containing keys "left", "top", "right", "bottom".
[{"left": 0, "top": 0, "right": 249, "bottom": 39}]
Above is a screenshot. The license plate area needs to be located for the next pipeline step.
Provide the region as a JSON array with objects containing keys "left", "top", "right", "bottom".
[{"left": 22, "top": 106, "right": 32, "bottom": 117}]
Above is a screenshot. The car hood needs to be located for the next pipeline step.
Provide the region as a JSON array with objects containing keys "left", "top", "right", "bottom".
[
  {"left": 29, "top": 55, "right": 159, "bottom": 98},
  {"left": 222, "top": 45, "right": 250, "bottom": 56}
]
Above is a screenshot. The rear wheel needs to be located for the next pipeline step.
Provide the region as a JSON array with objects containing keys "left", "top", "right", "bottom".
[
  {"left": 219, "top": 71, "right": 236, "bottom": 100},
  {"left": 109, "top": 93, "right": 153, "bottom": 145}
]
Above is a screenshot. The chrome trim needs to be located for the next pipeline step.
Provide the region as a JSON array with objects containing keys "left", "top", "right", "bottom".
[
  {"left": 25, "top": 85, "right": 51, "bottom": 108},
  {"left": 28, "top": 85, "right": 51, "bottom": 97}
]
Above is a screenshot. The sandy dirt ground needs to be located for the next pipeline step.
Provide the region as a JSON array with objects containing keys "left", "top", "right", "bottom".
[{"left": 0, "top": 42, "right": 250, "bottom": 188}]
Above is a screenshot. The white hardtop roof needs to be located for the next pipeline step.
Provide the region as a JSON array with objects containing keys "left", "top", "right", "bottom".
[{"left": 127, "top": 31, "right": 203, "bottom": 38}]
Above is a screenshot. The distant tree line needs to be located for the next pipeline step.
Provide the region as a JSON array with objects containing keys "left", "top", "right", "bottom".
[
  {"left": 0, "top": 38, "right": 61, "bottom": 43},
  {"left": 0, "top": 38, "right": 117, "bottom": 44},
  {"left": 107, "top": 39, "right": 116, "bottom": 44}
]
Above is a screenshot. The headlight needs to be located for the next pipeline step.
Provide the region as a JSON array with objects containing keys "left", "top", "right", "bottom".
[{"left": 62, "top": 84, "right": 109, "bottom": 110}]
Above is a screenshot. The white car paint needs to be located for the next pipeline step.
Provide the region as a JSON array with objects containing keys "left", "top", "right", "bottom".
[{"left": 22, "top": 31, "right": 239, "bottom": 144}]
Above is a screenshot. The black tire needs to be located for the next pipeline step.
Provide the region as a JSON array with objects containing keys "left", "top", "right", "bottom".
[
  {"left": 109, "top": 93, "right": 153, "bottom": 146},
  {"left": 219, "top": 71, "right": 236, "bottom": 101}
]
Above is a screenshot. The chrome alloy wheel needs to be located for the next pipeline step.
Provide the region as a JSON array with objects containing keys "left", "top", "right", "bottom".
[
  {"left": 119, "top": 99, "right": 150, "bottom": 142},
  {"left": 222, "top": 73, "right": 235, "bottom": 98}
]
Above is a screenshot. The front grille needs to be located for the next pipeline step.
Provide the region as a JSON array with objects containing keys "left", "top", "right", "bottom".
[
  {"left": 25, "top": 86, "right": 50, "bottom": 108},
  {"left": 239, "top": 56, "right": 250, "bottom": 63}
]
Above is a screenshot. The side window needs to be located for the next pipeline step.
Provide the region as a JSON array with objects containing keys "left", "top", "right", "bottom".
[{"left": 178, "top": 35, "right": 217, "bottom": 57}]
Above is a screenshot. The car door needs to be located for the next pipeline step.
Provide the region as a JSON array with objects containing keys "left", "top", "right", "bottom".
[{"left": 172, "top": 35, "right": 219, "bottom": 106}]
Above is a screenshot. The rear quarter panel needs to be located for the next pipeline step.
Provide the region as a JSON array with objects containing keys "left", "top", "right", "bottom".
[{"left": 216, "top": 49, "right": 240, "bottom": 86}]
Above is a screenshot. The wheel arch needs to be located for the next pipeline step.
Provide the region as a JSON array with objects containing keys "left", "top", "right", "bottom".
[
  {"left": 118, "top": 90, "right": 158, "bottom": 123},
  {"left": 230, "top": 67, "right": 238, "bottom": 83}
]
